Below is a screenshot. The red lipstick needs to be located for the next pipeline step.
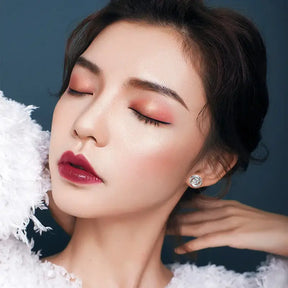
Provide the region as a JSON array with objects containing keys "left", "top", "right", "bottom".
[{"left": 58, "top": 151, "right": 103, "bottom": 184}]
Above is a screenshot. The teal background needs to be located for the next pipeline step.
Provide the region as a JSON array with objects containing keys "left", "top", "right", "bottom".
[{"left": 0, "top": 0, "right": 287, "bottom": 273}]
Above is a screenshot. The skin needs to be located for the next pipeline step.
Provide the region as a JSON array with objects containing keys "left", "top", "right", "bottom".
[
  {"left": 173, "top": 195, "right": 288, "bottom": 257},
  {"left": 47, "top": 21, "right": 228, "bottom": 288},
  {"left": 49, "top": 191, "right": 288, "bottom": 258}
]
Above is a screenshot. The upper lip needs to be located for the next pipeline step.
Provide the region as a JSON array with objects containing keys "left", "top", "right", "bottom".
[{"left": 58, "top": 150, "right": 103, "bottom": 181}]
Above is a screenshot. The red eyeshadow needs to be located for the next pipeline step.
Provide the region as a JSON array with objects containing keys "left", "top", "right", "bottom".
[
  {"left": 69, "top": 70, "right": 95, "bottom": 92},
  {"left": 130, "top": 98, "right": 174, "bottom": 123}
]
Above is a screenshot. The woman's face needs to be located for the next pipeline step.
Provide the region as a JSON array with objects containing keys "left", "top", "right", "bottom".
[{"left": 49, "top": 21, "right": 208, "bottom": 218}]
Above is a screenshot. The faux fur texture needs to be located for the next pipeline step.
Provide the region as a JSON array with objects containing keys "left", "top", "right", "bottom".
[
  {"left": 0, "top": 237, "right": 287, "bottom": 287},
  {"left": 0, "top": 91, "right": 51, "bottom": 244},
  {"left": 0, "top": 237, "right": 81, "bottom": 288},
  {"left": 167, "top": 257, "right": 288, "bottom": 287}
]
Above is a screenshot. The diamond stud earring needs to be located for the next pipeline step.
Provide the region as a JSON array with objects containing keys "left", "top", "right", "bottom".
[{"left": 189, "top": 175, "right": 202, "bottom": 188}]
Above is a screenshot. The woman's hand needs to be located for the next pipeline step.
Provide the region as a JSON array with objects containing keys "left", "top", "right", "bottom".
[
  {"left": 47, "top": 190, "right": 75, "bottom": 235},
  {"left": 172, "top": 195, "right": 288, "bottom": 257}
]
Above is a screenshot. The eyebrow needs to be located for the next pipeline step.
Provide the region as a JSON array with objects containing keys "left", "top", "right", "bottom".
[
  {"left": 75, "top": 56, "right": 100, "bottom": 75},
  {"left": 128, "top": 79, "right": 188, "bottom": 110},
  {"left": 75, "top": 56, "right": 188, "bottom": 110}
]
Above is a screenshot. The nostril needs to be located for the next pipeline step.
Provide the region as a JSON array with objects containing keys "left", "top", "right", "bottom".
[
  {"left": 72, "top": 128, "right": 100, "bottom": 145},
  {"left": 89, "top": 135, "right": 97, "bottom": 143},
  {"left": 73, "top": 129, "right": 78, "bottom": 137}
]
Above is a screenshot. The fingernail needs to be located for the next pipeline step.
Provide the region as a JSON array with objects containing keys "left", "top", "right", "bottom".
[{"left": 174, "top": 248, "right": 184, "bottom": 254}]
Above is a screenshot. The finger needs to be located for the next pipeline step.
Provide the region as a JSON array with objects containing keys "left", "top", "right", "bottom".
[
  {"left": 178, "top": 195, "right": 221, "bottom": 209},
  {"left": 175, "top": 230, "right": 238, "bottom": 254},
  {"left": 182, "top": 194, "right": 256, "bottom": 212},
  {"left": 176, "top": 207, "right": 232, "bottom": 224},
  {"left": 176, "top": 203, "right": 253, "bottom": 224},
  {"left": 189, "top": 197, "right": 241, "bottom": 211},
  {"left": 193, "top": 198, "right": 248, "bottom": 210},
  {"left": 177, "top": 216, "right": 244, "bottom": 237}
]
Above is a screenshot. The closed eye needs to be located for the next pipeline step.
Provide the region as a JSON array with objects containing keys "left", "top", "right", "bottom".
[
  {"left": 129, "top": 108, "right": 171, "bottom": 127},
  {"left": 68, "top": 88, "right": 93, "bottom": 96}
]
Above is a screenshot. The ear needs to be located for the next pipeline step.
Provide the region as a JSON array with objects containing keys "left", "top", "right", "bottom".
[{"left": 185, "top": 152, "right": 238, "bottom": 188}]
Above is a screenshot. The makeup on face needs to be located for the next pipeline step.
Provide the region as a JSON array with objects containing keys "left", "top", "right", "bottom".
[
  {"left": 67, "top": 59, "right": 181, "bottom": 128},
  {"left": 49, "top": 21, "right": 207, "bottom": 220},
  {"left": 58, "top": 151, "right": 104, "bottom": 185},
  {"left": 68, "top": 67, "right": 97, "bottom": 96},
  {"left": 129, "top": 97, "right": 174, "bottom": 124}
]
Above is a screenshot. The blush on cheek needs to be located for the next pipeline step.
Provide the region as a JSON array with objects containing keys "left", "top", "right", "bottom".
[{"left": 131, "top": 143, "right": 190, "bottom": 184}]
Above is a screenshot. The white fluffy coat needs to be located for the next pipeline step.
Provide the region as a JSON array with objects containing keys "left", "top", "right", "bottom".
[
  {"left": 0, "top": 91, "right": 50, "bottom": 243},
  {"left": 0, "top": 237, "right": 287, "bottom": 287}
]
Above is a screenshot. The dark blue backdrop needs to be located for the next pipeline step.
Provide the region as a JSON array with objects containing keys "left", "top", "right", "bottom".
[{"left": 0, "top": 0, "right": 287, "bottom": 273}]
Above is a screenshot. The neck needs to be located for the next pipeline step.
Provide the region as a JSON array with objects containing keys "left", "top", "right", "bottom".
[{"left": 53, "top": 208, "right": 174, "bottom": 288}]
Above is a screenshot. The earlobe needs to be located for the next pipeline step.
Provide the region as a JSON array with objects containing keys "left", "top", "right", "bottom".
[{"left": 186, "top": 153, "right": 238, "bottom": 188}]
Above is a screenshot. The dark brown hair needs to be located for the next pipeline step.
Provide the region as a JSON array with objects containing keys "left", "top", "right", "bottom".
[{"left": 59, "top": 0, "right": 269, "bottom": 226}]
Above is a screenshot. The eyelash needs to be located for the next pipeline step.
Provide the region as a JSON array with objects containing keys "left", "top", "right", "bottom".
[
  {"left": 68, "top": 88, "right": 93, "bottom": 96},
  {"left": 129, "top": 108, "right": 170, "bottom": 127},
  {"left": 68, "top": 88, "right": 170, "bottom": 127}
]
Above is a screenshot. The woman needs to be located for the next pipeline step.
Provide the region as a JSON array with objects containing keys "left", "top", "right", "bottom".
[
  {"left": 45, "top": 0, "right": 288, "bottom": 286},
  {"left": 0, "top": 0, "right": 287, "bottom": 287}
]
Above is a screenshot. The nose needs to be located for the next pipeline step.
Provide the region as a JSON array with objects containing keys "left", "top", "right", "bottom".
[{"left": 72, "top": 98, "right": 110, "bottom": 147}]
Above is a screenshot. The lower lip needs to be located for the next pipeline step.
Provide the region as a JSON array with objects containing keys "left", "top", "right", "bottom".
[{"left": 58, "top": 163, "right": 103, "bottom": 184}]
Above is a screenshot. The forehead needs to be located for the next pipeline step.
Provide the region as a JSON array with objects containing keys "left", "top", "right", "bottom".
[{"left": 81, "top": 21, "right": 206, "bottom": 112}]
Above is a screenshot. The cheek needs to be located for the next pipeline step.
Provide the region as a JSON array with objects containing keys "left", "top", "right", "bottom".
[
  {"left": 49, "top": 98, "right": 74, "bottom": 169},
  {"left": 113, "top": 130, "right": 202, "bottom": 195},
  {"left": 50, "top": 96, "right": 79, "bottom": 145},
  {"left": 51, "top": 98, "right": 67, "bottom": 135},
  {"left": 133, "top": 144, "right": 183, "bottom": 178},
  {"left": 50, "top": 103, "right": 65, "bottom": 153},
  {"left": 102, "top": 138, "right": 195, "bottom": 213}
]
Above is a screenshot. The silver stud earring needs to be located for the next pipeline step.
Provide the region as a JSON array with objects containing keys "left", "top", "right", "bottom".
[{"left": 189, "top": 175, "right": 202, "bottom": 188}]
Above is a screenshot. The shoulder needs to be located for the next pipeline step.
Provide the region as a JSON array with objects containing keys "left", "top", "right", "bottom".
[
  {"left": 0, "top": 238, "right": 81, "bottom": 288},
  {"left": 166, "top": 256, "right": 288, "bottom": 288}
]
